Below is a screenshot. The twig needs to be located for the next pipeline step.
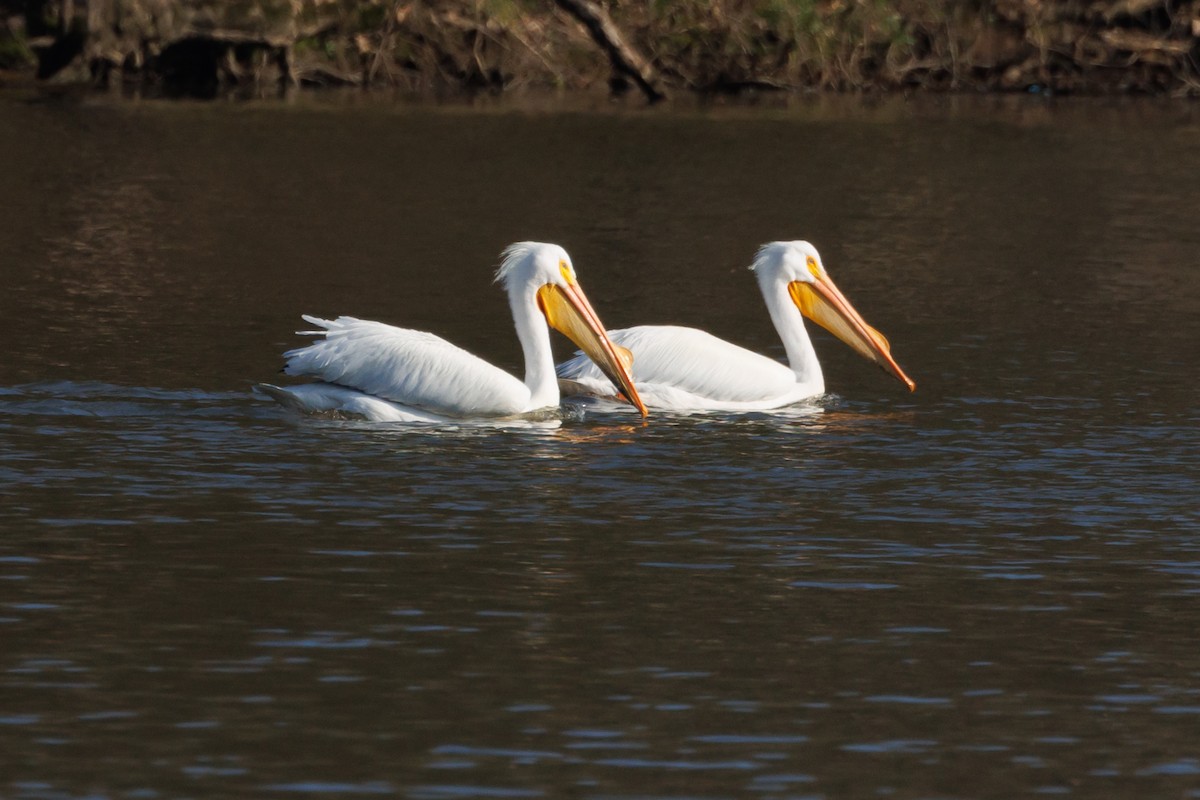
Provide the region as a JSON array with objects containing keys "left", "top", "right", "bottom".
[{"left": 554, "top": 0, "right": 667, "bottom": 102}]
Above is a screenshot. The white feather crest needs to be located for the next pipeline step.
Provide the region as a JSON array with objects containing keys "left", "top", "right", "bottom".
[
  {"left": 494, "top": 241, "right": 539, "bottom": 290},
  {"left": 494, "top": 241, "right": 570, "bottom": 291}
]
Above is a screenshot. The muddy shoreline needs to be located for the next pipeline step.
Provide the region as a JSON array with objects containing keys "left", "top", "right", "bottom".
[{"left": 3, "top": 1, "right": 1199, "bottom": 99}]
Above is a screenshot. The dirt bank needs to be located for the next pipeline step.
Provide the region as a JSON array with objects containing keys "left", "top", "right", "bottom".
[{"left": 3, "top": 0, "right": 1199, "bottom": 99}]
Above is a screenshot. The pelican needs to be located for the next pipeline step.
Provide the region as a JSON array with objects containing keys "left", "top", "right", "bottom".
[
  {"left": 556, "top": 241, "right": 915, "bottom": 411},
  {"left": 258, "top": 242, "right": 648, "bottom": 422}
]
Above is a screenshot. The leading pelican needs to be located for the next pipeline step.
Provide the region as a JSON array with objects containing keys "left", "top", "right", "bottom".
[
  {"left": 259, "top": 242, "right": 647, "bottom": 422},
  {"left": 556, "top": 241, "right": 915, "bottom": 411}
]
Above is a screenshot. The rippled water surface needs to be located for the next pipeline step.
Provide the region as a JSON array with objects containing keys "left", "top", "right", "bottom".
[{"left": 2, "top": 94, "right": 1199, "bottom": 799}]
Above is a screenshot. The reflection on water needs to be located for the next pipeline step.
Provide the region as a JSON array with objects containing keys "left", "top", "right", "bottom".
[{"left": 2, "top": 96, "right": 1199, "bottom": 799}]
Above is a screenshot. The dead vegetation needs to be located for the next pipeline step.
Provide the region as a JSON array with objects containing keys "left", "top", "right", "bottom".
[{"left": 3, "top": 0, "right": 1199, "bottom": 98}]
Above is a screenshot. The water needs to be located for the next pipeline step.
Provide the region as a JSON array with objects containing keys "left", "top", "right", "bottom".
[{"left": 2, "top": 94, "right": 1199, "bottom": 799}]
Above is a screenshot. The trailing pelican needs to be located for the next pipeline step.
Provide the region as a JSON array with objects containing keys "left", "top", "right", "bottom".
[
  {"left": 556, "top": 241, "right": 915, "bottom": 411},
  {"left": 258, "top": 242, "right": 647, "bottom": 422}
]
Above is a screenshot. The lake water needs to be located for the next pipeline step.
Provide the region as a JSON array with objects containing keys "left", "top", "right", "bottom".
[{"left": 1, "top": 92, "right": 1199, "bottom": 799}]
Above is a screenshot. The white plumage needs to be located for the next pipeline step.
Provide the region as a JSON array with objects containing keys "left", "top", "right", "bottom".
[
  {"left": 557, "top": 241, "right": 915, "bottom": 412},
  {"left": 561, "top": 325, "right": 799, "bottom": 407},
  {"left": 260, "top": 242, "right": 646, "bottom": 422},
  {"left": 281, "top": 316, "right": 531, "bottom": 417},
  {"left": 255, "top": 380, "right": 451, "bottom": 423}
]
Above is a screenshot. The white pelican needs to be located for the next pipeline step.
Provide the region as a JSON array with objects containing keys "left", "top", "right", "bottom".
[
  {"left": 258, "top": 242, "right": 648, "bottom": 422},
  {"left": 556, "top": 241, "right": 915, "bottom": 411}
]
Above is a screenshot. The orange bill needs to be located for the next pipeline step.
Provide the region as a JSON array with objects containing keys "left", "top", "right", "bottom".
[
  {"left": 789, "top": 275, "right": 916, "bottom": 392},
  {"left": 537, "top": 282, "right": 649, "bottom": 416}
]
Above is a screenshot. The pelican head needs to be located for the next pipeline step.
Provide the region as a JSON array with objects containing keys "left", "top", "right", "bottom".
[
  {"left": 752, "top": 241, "right": 915, "bottom": 392},
  {"left": 497, "top": 242, "right": 648, "bottom": 416}
]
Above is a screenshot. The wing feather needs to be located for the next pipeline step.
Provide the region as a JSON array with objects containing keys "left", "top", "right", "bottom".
[
  {"left": 557, "top": 325, "right": 795, "bottom": 403},
  {"left": 284, "top": 316, "right": 529, "bottom": 417}
]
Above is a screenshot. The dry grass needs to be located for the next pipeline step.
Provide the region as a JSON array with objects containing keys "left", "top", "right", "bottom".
[{"left": 7, "top": 0, "right": 1200, "bottom": 96}]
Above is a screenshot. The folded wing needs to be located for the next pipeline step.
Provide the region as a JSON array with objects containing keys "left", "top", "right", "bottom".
[
  {"left": 557, "top": 325, "right": 795, "bottom": 404},
  {"left": 284, "top": 315, "right": 530, "bottom": 417}
]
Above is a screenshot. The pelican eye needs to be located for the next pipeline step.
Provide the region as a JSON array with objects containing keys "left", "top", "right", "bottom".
[
  {"left": 806, "top": 255, "right": 821, "bottom": 279},
  {"left": 559, "top": 259, "right": 576, "bottom": 285}
]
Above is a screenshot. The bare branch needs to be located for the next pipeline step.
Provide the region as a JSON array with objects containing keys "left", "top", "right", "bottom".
[{"left": 554, "top": 0, "right": 666, "bottom": 101}]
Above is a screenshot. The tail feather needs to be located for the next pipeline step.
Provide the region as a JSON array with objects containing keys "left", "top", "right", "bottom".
[{"left": 254, "top": 382, "right": 317, "bottom": 411}]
